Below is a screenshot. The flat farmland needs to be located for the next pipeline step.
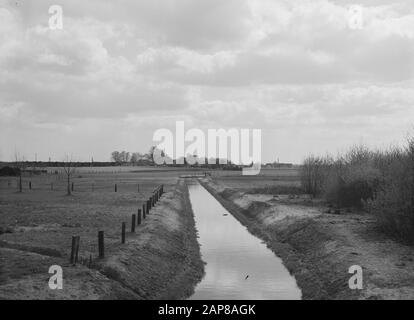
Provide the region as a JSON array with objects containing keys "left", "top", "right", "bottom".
[
  {"left": 212, "top": 167, "right": 301, "bottom": 192},
  {"left": 0, "top": 168, "right": 207, "bottom": 261},
  {"left": 0, "top": 167, "right": 208, "bottom": 299}
]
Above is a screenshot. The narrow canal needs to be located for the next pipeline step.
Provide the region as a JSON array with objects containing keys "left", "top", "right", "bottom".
[{"left": 188, "top": 182, "right": 301, "bottom": 300}]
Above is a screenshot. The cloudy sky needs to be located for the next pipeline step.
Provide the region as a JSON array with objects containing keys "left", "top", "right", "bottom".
[{"left": 1, "top": 0, "right": 413, "bottom": 163}]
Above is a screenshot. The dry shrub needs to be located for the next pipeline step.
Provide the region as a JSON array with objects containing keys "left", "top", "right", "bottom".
[
  {"left": 301, "top": 146, "right": 381, "bottom": 207},
  {"left": 300, "top": 155, "right": 330, "bottom": 197},
  {"left": 301, "top": 138, "right": 414, "bottom": 242},
  {"left": 324, "top": 148, "right": 382, "bottom": 208},
  {"left": 366, "top": 139, "right": 414, "bottom": 242}
]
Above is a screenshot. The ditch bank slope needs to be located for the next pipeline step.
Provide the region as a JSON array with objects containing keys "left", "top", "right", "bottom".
[
  {"left": 199, "top": 178, "right": 414, "bottom": 300},
  {"left": 96, "top": 179, "right": 204, "bottom": 299}
]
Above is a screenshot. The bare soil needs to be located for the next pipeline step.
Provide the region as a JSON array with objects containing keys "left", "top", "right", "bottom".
[{"left": 200, "top": 177, "right": 414, "bottom": 300}]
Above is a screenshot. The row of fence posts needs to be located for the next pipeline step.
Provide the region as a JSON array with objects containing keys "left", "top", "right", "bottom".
[
  {"left": 69, "top": 184, "right": 164, "bottom": 264},
  {"left": 114, "top": 183, "right": 141, "bottom": 193},
  {"left": 20, "top": 181, "right": 66, "bottom": 191},
  {"left": 18, "top": 181, "right": 141, "bottom": 193}
]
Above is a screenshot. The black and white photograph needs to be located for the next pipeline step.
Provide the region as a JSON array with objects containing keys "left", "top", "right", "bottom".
[{"left": 1, "top": 0, "right": 414, "bottom": 309}]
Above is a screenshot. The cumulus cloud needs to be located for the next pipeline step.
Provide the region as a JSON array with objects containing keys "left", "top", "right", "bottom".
[{"left": 0, "top": 0, "right": 413, "bottom": 162}]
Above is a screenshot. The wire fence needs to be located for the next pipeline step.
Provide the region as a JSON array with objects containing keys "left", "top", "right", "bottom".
[
  {"left": 69, "top": 184, "right": 165, "bottom": 266},
  {"left": 0, "top": 177, "right": 162, "bottom": 193}
]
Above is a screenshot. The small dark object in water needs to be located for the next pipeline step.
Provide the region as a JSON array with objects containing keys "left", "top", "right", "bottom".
[
  {"left": 223, "top": 214, "right": 228, "bottom": 216},
  {"left": 245, "top": 275, "right": 249, "bottom": 280}
]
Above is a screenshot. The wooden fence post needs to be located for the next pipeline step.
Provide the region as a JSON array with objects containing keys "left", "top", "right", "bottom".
[
  {"left": 131, "top": 214, "right": 136, "bottom": 233},
  {"left": 71, "top": 182, "right": 74, "bottom": 192},
  {"left": 70, "top": 236, "right": 80, "bottom": 265},
  {"left": 75, "top": 236, "right": 80, "bottom": 264},
  {"left": 143, "top": 204, "right": 146, "bottom": 219},
  {"left": 29, "top": 181, "right": 32, "bottom": 190},
  {"left": 98, "top": 231, "right": 104, "bottom": 258},
  {"left": 115, "top": 184, "right": 117, "bottom": 192},
  {"left": 121, "top": 223, "right": 126, "bottom": 244},
  {"left": 137, "top": 209, "right": 141, "bottom": 225},
  {"left": 70, "top": 236, "right": 76, "bottom": 264}
]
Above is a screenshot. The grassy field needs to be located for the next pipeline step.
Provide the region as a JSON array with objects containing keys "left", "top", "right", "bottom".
[
  {"left": 0, "top": 168, "right": 199, "bottom": 260},
  {"left": 0, "top": 167, "right": 209, "bottom": 299},
  {"left": 213, "top": 168, "right": 301, "bottom": 194}
]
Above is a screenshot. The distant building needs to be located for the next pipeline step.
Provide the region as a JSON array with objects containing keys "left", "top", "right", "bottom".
[{"left": 263, "top": 162, "right": 293, "bottom": 168}]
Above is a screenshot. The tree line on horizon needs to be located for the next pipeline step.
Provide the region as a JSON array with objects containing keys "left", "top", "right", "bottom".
[{"left": 110, "top": 147, "right": 243, "bottom": 170}]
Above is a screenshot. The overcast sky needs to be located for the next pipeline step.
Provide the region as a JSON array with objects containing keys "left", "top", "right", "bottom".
[{"left": 1, "top": 0, "right": 413, "bottom": 163}]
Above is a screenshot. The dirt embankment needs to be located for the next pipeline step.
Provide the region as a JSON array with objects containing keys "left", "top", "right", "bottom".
[
  {"left": 200, "top": 178, "right": 414, "bottom": 300},
  {"left": 0, "top": 180, "right": 204, "bottom": 300}
]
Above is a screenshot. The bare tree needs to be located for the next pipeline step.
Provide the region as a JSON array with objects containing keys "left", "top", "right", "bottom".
[
  {"left": 62, "top": 155, "right": 76, "bottom": 195},
  {"left": 146, "top": 146, "right": 156, "bottom": 163},
  {"left": 14, "top": 151, "right": 27, "bottom": 193},
  {"left": 130, "top": 152, "right": 144, "bottom": 165},
  {"left": 111, "top": 151, "right": 121, "bottom": 164},
  {"left": 119, "top": 151, "right": 130, "bottom": 164}
]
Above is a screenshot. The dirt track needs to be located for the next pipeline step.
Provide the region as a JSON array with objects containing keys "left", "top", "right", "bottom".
[{"left": 200, "top": 177, "right": 414, "bottom": 300}]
